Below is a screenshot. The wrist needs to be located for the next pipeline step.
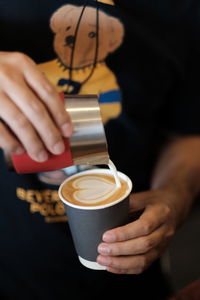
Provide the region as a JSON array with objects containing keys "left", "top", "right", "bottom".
[{"left": 158, "top": 184, "right": 194, "bottom": 227}]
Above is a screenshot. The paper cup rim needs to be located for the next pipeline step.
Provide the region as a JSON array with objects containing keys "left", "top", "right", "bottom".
[{"left": 58, "top": 168, "right": 132, "bottom": 210}]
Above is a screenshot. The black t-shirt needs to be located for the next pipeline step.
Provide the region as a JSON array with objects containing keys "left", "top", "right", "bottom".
[{"left": 0, "top": 0, "right": 200, "bottom": 299}]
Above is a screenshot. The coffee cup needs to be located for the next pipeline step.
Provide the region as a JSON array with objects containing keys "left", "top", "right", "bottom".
[{"left": 58, "top": 168, "right": 132, "bottom": 270}]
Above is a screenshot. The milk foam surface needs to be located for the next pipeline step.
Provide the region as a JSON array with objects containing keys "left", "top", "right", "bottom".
[
  {"left": 61, "top": 172, "right": 129, "bottom": 207},
  {"left": 72, "top": 175, "right": 116, "bottom": 204}
]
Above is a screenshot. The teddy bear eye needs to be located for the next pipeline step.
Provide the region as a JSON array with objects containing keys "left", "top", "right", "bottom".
[
  {"left": 66, "top": 26, "right": 71, "bottom": 31},
  {"left": 88, "top": 31, "right": 96, "bottom": 38}
]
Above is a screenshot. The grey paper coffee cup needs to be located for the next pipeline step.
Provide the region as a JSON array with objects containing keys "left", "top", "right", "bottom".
[{"left": 58, "top": 169, "right": 132, "bottom": 270}]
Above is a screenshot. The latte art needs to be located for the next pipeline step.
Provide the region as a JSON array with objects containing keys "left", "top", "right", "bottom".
[
  {"left": 61, "top": 173, "right": 129, "bottom": 207},
  {"left": 72, "top": 176, "right": 116, "bottom": 204}
]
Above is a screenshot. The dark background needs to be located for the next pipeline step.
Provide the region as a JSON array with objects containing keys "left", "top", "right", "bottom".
[{"left": 162, "top": 199, "right": 200, "bottom": 293}]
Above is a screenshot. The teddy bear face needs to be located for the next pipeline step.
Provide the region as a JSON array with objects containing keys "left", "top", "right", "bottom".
[{"left": 50, "top": 5, "right": 124, "bottom": 69}]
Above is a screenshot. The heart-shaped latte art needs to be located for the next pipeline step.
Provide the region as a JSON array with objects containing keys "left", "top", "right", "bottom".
[{"left": 72, "top": 175, "right": 116, "bottom": 204}]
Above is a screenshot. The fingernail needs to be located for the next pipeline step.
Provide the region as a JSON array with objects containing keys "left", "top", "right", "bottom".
[
  {"left": 14, "top": 146, "right": 25, "bottom": 155},
  {"left": 37, "top": 150, "right": 48, "bottom": 162},
  {"left": 103, "top": 232, "right": 116, "bottom": 243},
  {"left": 61, "top": 123, "right": 73, "bottom": 137},
  {"left": 53, "top": 140, "right": 65, "bottom": 154},
  {"left": 98, "top": 244, "right": 110, "bottom": 255},
  {"left": 97, "top": 255, "right": 111, "bottom": 266}
]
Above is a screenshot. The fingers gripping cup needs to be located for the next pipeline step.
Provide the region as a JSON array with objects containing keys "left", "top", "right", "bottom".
[
  {"left": 4, "top": 94, "right": 109, "bottom": 173},
  {"left": 58, "top": 168, "right": 132, "bottom": 270}
]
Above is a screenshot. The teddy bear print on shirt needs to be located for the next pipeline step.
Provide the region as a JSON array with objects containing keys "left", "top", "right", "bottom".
[
  {"left": 38, "top": 2, "right": 125, "bottom": 124},
  {"left": 34, "top": 1, "right": 125, "bottom": 206}
]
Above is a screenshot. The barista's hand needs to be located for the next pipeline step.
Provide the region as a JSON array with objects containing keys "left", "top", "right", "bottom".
[
  {"left": 0, "top": 51, "right": 72, "bottom": 162},
  {"left": 97, "top": 189, "right": 182, "bottom": 274}
]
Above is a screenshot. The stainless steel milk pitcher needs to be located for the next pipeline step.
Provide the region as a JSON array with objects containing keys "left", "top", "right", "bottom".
[{"left": 4, "top": 94, "right": 109, "bottom": 173}]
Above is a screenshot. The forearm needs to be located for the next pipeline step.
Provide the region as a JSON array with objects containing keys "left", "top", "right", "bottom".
[{"left": 151, "top": 135, "right": 200, "bottom": 225}]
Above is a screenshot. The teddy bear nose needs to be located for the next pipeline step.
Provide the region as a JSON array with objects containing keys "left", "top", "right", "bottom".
[{"left": 65, "top": 35, "right": 75, "bottom": 48}]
